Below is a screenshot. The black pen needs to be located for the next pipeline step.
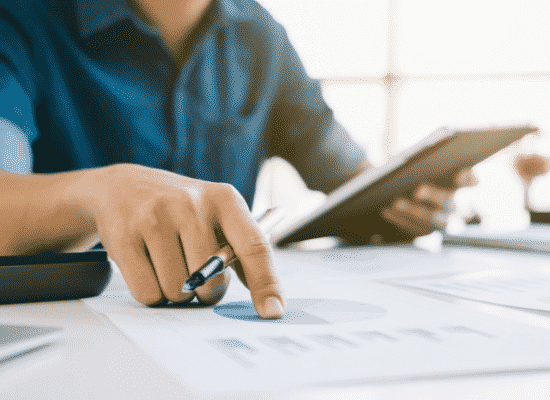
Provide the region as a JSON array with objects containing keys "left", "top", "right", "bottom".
[{"left": 181, "top": 207, "right": 286, "bottom": 292}]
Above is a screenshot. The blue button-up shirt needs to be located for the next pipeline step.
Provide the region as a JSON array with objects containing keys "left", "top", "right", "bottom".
[{"left": 0, "top": 0, "right": 365, "bottom": 205}]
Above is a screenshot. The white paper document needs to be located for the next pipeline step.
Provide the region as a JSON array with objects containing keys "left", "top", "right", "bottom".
[
  {"left": 383, "top": 249, "right": 550, "bottom": 312},
  {"left": 444, "top": 224, "right": 550, "bottom": 253},
  {"left": 84, "top": 249, "right": 550, "bottom": 397}
]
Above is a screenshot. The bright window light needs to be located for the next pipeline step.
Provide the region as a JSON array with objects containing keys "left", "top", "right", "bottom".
[
  {"left": 254, "top": 0, "right": 550, "bottom": 231},
  {"left": 321, "top": 82, "right": 387, "bottom": 166},
  {"left": 395, "top": 78, "right": 550, "bottom": 230},
  {"left": 394, "top": 1, "right": 550, "bottom": 75},
  {"left": 256, "top": 0, "right": 389, "bottom": 78},
  {"left": 394, "top": 78, "right": 550, "bottom": 153}
]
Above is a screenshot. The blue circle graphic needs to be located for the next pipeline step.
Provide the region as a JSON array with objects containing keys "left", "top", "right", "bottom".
[{"left": 213, "top": 298, "right": 387, "bottom": 324}]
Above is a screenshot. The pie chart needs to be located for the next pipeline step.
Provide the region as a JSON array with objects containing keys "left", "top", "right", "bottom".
[{"left": 213, "top": 298, "right": 387, "bottom": 325}]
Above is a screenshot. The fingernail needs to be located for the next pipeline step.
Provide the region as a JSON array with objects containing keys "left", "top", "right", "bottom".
[
  {"left": 395, "top": 199, "right": 408, "bottom": 211},
  {"left": 261, "top": 296, "right": 284, "bottom": 319},
  {"left": 456, "top": 170, "right": 477, "bottom": 187},
  {"left": 456, "top": 174, "right": 467, "bottom": 187},
  {"left": 416, "top": 186, "right": 429, "bottom": 200}
]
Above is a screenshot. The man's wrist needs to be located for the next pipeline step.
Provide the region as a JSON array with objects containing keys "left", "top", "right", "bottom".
[{"left": 18, "top": 169, "right": 103, "bottom": 253}]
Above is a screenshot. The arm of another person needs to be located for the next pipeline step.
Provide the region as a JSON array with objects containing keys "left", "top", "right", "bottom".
[{"left": 266, "top": 34, "right": 475, "bottom": 242}]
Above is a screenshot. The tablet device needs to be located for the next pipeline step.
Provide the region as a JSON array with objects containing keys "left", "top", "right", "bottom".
[
  {"left": 0, "top": 324, "right": 62, "bottom": 362},
  {"left": 273, "top": 123, "right": 538, "bottom": 246},
  {"left": 0, "top": 251, "right": 112, "bottom": 303}
]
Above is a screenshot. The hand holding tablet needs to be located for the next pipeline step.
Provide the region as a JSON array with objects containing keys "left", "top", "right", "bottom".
[{"left": 274, "top": 123, "right": 537, "bottom": 246}]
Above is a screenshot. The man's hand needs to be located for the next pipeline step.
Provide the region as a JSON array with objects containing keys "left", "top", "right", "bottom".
[
  {"left": 76, "top": 164, "right": 285, "bottom": 318},
  {"left": 381, "top": 169, "right": 477, "bottom": 239}
]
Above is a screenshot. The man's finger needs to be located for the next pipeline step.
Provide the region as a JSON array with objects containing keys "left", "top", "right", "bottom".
[
  {"left": 382, "top": 208, "right": 433, "bottom": 237},
  {"left": 105, "top": 234, "right": 164, "bottom": 306},
  {"left": 392, "top": 198, "right": 447, "bottom": 230},
  {"left": 414, "top": 184, "right": 455, "bottom": 211},
  {"left": 214, "top": 186, "right": 285, "bottom": 319},
  {"left": 232, "top": 260, "right": 249, "bottom": 289},
  {"left": 181, "top": 212, "right": 231, "bottom": 305},
  {"left": 144, "top": 227, "right": 194, "bottom": 303},
  {"left": 454, "top": 168, "right": 478, "bottom": 188}
]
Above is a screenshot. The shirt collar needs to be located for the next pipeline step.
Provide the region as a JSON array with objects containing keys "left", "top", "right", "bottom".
[
  {"left": 75, "top": 0, "right": 136, "bottom": 39},
  {"left": 219, "top": 0, "right": 244, "bottom": 21}
]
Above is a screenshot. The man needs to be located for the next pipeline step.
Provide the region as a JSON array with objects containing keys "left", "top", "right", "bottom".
[{"left": 0, "top": 0, "right": 469, "bottom": 319}]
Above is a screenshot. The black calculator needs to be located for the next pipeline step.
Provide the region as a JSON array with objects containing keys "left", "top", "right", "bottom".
[{"left": 0, "top": 251, "right": 111, "bottom": 303}]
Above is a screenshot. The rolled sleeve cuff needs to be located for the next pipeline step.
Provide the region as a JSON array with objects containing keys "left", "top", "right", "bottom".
[{"left": 0, "top": 118, "right": 32, "bottom": 173}]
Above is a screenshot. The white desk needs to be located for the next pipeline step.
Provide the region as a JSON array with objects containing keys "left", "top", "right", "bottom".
[
  {"left": 2, "top": 244, "right": 550, "bottom": 399},
  {"left": 0, "top": 300, "right": 189, "bottom": 399}
]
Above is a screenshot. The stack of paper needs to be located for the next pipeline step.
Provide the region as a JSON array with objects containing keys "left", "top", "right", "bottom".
[{"left": 383, "top": 249, "right": 550, "bottom": 313}]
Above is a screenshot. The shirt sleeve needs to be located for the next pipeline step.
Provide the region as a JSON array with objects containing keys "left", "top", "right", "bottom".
[
  {"left": 0, "top": 16, "right": 39, "bottom": 173},
  {"left": 266, "top": 32, "right": 367, "bottom": 194},
  {"left": 0, "top": 118, "right": 32, "bottom": 173}
]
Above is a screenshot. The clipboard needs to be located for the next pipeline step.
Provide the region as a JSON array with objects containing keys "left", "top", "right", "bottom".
[{"left": 273, "top": 123, "right": 538, "bottom": 246}]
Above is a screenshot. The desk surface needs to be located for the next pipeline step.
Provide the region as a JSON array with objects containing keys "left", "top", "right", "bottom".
[
  {"left": 2, "top": 244, "right": 550, "bottom": 399},
  {"left": 0, "top": 299, "right": 191, "bottom": 399}
]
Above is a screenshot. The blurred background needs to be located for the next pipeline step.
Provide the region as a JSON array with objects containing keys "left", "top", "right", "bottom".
[{"left": 250, "top": 0, "right": 550, "bottom": 236}]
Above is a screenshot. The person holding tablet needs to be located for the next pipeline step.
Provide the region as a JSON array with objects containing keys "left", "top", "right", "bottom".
[{"left": 0, "top": 0, "right": 472, "bottom": 318}]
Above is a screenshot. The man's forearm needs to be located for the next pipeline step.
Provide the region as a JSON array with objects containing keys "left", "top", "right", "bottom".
[{"left": 0, "top": 169, "right": 100, "bottom": 255}]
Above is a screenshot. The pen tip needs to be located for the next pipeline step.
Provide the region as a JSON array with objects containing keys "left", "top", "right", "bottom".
[
  {"left": 181, "top": 283, "right": 194, "bottom": 293},
  {"left": 182, "top": 275, "right": 203, "bottom": 293}
]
